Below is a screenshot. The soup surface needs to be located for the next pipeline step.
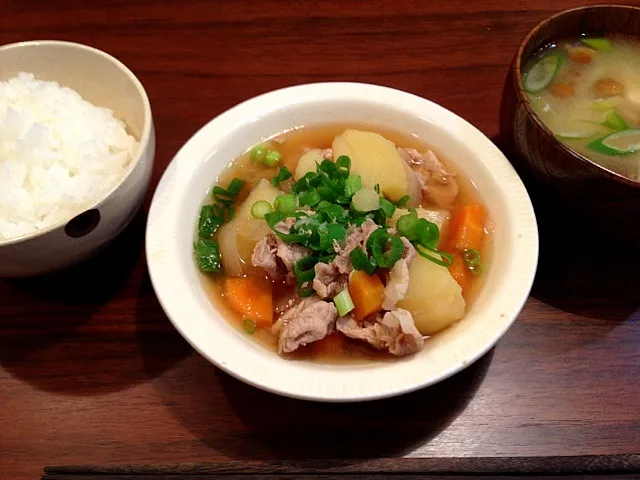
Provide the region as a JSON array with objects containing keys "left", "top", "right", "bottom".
[
  {"left": 194, "top": 124, "right": 491, "bottom": 362},
  {"left": 523, "top": 36, "right": 640, "bottom": 181}
]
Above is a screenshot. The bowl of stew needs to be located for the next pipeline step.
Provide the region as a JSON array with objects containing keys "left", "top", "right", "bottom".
[
  {"left": 146, "top": 82, "right": 538, "bottom": 402},
  {"left": 500, "top": 5, "right": 640, "bottom": 238}
]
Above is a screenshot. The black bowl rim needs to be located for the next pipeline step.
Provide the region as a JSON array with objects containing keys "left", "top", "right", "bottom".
[{"left": 513, "top": 4, "right": 640, "bottom": 189}]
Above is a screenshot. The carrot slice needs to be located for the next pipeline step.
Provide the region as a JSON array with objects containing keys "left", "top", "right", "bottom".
[
  {"left": 348, "top": 270, "right": 384, "bottom": 322},
  {"left": 224, "top": 276, "right": 273, "bottom": 326},
  {"left": 448, "top": 252, "right": 471, "bottom": 294},
  {"left": 448, "top": 204, "right": 487, "bottom": 251}
]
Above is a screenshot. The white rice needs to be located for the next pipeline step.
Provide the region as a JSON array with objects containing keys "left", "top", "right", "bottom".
[{"left": 0, "top": 72, "right": 138, "bottom": 241}]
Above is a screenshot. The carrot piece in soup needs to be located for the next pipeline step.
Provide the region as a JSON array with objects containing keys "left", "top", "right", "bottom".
[
  {"left": 448, "top": 252, "right": 471, "bottom": 294},
  {"left": 224, "top": 276, "right": 273, "bottom": 326},
  {"left": 594, "top": 78, "right": 624, "bottom": 98},
  {"left": 448, "top": 204, "right": 487, "bottom": 251},
  {"left": 550, "top": 82, "right": 575, "bottom": 99},
  {"left": 567, "top": 46, "right": 594, "bottom": 64},
  {"left": 348, "top": 270, "right": 384, "bottom": 322}
]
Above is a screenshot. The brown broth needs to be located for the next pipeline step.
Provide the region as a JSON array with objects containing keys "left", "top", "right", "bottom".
[{"left": 201, "top": 123, "right": 492, "bottom": 363}]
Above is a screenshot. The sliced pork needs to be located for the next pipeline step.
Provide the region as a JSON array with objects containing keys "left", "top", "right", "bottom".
[
  {"left": 336, "top": 309, "right": 424, "bottom": 356},
  {"left": 313, "top": 262, "right": 347, "bottom": 299},
  {"left": 382, "top": 259, "right": 410, "bottom": 310},
  {"left": 252, "top": 232, "right": 311, "bottom": 283},
  {"left": 398, "top": 147, "right": 459, "bottom": 207},
  {"left": 277, "top": 296, "right": 338, "bottom": 354}
]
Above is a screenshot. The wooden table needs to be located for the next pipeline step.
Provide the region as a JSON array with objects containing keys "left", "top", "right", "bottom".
[{"left": 2, "top": 1, "right": 639, "bottom": 479}]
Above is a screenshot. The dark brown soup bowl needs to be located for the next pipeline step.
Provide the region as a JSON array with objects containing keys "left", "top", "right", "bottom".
[{"left": 500, "top": 5, "right": 640, "bottom": 240}]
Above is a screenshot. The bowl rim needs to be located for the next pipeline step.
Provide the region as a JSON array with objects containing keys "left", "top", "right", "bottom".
[
  {"left": 0, "top": 39, "right": 154, "bottom": 246},
  {"left": 513, "top": 4, "right": 640, "bottom": 188},
  {"left": 145, "top": 81, "right": 539, "bottom": 402}
]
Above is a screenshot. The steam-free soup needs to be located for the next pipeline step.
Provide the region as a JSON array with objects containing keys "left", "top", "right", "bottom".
[
  {"left": 523, "top": 36, "right": 640, "bottom": 181},
  {"left": 194, "top": 124, "right": 491, "bottom": 362}
]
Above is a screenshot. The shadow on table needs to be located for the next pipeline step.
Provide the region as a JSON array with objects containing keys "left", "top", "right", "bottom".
[
  {"left": 154, "top": 347, "right": 493, "bottom": 460},
  {"left": 0, "top": 211, "right": 189, "bottom": 395},
  {"left": 490, "top": 134, "right": 639, "bottom": 323}
]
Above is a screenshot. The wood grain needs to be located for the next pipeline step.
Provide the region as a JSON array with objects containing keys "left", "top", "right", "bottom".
[{"left": 1, "top": 1, "right": 639, "bottom": 480}]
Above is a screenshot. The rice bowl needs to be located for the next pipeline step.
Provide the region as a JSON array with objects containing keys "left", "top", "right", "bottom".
[{"left": 0, "top": 40, "right": 155, "bottom": 277}]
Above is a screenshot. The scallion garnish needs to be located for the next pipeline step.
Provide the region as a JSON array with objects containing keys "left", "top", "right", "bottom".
[
  {"left": 194, "top": 238, "right": 221, "bottom": 273},
  {"left": 198, "top": 204, "right": 222, "bottom": 238},
  {"left": 395, "top": 195, "right": 411, "bottom": 208},
  {"left": 250, "top": 146, "right": 267, "bottom": 164},
  {"left": 333, "top": 288, "right": 355, "bottom": 316},
  {"left": 366, "top": 228, "right": 404, "bottom": 268},
  {"left": 379, "top": 197, "right": 395, "bottom": 219},
  {"left": 349, "top": 248, "right": 377, "bottom": 275},
  {"left": 395, "top": 209, "right": 453, "bottom": 266},
  {"left": 195, "top": 177, "right": 245, "bottom": 273},
  {"left": 274, "top": 194, "right": 297, "bottom": 215},
  {"left": 251, "top": 200, "right": 273, "bottom": 219},
  {"left": 212, "top": 178, "right": 245, "bottom": 204},
  {"left": 345, "top": 174, "right": 362, "bottom": 196},
  {"left": 264, "top": 150, "right": 283, "bottom": 167},
  {"left": 463, "top": 248, "right": 482, "bottom": 275},
  {"left": 416, "top": 245, "right": 454, "bottom": 267},
  {"left": 271, "top": 166, "right": 293, "bottom": 186},
  {"left": 299, "top": 188, "right": 321, "bottom": 207},
  {"left": 242, "top": 319, "right": 257, "bottom": 334}
]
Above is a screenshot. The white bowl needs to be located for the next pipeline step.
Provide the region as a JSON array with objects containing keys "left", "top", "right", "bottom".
[
  {"left": 146, "top": 83, "right": 538, "bottom": 402},
  {"left": 0, "top": 40, "right": 155, "bottom": 277}
]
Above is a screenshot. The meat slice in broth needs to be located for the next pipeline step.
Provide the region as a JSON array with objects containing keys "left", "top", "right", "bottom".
[
  {"left": 336, "top": 308, "right": 424, "bottom": 356},
  {"left": 398, "top": 147, "right": 459, "bottom": 207},
  {"left": 252, "top": 232, "right": 311, "bottom": 284},
  {"left": 276, "top": 296, "right": 338, "bottom": 354}
]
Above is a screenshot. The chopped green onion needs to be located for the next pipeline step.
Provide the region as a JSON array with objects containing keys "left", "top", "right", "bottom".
[
  {"left": 250, "top": 146, "right": 267, "bottom": 164},
  {"left": 271, "top": 166, "right": 292, "bottom": 186},
  {"left": 523, "top": 52, "right": 564, "bottom": 93},
  {"left": 264, "top": 211, "right": 307, "bottom": 243},
  {"left": 294, "top": 256, "right": 318, "bottom": 283},
  {"left": 333, "top": 288, "right": 355, "bottom": 316},
  {"left": 416, "top": 246, "right": 454, "bottom": 267},
  {"left": 463, "top": 248, "right": 483, "bottom": 275},
  {"left": 212, "top": 178, "right": 245, "bottom": 204},
  {"left": 366, "top": 229, "right": 404, "bottom": 269},
  {"left": 580, "top": 37, "right": 611, "bottom": 52},
  {"left": 396, "top": 210, "right": 439, "bottom": 250},
  {"left": 603, "top": 109, "right": 629, "bottom": 131},
  {"left": 265, "top": 150, "right": 283, "bottom": 167},
  {"left": 274, "top": 194, "right": 297, "bottom": 215},
  {"left": 242, "top": 319, "right": 257, "bottom": 334},
  {"left": 198, "top": 205, "right": 222, "bottom": 238},
  {"left": 349, "top": 248, "right": 377, "bottom": 275},
  {"left": 335, "top": 155, "right": 351, "bottom": 177},
  {"left": 194, "top": 238, "right": 221, "bottom": 273},
  {"left": 251, "top": 200, "right": 273, "bottom": 219},
  {"left": 379, "top": 198, "right": 395, "bottom": 219},
  {"left": 395, "top": 195, "right": 411, "bottom": 208},
  {"left": 352, "top": 188, "right": 380, "bottom": 212},
  {"left": 374, "top": 183, "right": 380, "bottom": 194},
  {"left": 345, "top": 174, "right": 362, "bottom": 197},
  {"left": 299, "top": 188, "right": 321, "bottom": 207},
  {"left": 588, "top": 129, "right": 640, "bottom": 155}
]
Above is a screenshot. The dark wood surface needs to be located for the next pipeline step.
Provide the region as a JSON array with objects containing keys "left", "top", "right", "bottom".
[{"left": 1, "top": 1, "right": 639, "bottom": 479}]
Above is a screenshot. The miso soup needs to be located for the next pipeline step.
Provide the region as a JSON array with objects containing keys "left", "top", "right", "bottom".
[{"left": 523, "top": 36, "right": 640, "bottom": 181}]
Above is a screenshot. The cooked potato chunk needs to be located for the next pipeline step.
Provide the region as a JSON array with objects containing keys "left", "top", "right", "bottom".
[
  {"left": 396, "top": 254, "right": 466, "bottom": 335},
  {"left": 218, "top": 179, "right": 282, "bottom": 276},
  {"left": 295, "top": 149, "right": 324, "bottom": 180},
  {"left": 332, "top": 129, "right": 421, "bottom": 204}
]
